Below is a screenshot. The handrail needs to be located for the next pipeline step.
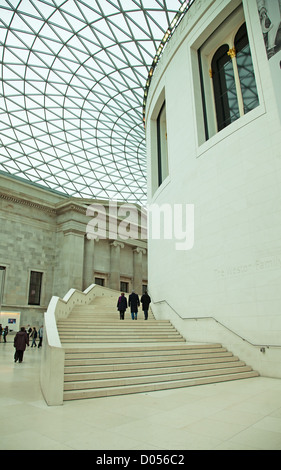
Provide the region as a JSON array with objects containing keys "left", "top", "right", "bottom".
[
  {"left": 152, "top": 298, "right": 281, "bottom": 349},
  {"left": 41, "top": 284, "right": 121, "bottom": 405}
]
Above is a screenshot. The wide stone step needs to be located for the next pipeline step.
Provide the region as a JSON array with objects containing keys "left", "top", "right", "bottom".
[
  {"left": 58, "top": 323, "right": 171, "bottom": 328},
  {"left": 64, "top": 345, "right": 227, "bottom": 358},
  {"left": 59, "top": 327, "right": 185, "bottom": 343},
  {"left": 58, "top": 319, "right": 162, "bottom": 324},
  {"left": 61, "top": 338, "right": 185, "bottom": 344},
  {"left": 70, "top": 308, "right": 153, "bottom": 313},
  {"left": 59, "top": 327, "right": 180, "bottom": 333},
  {"left": 64, "top": 343, "right": 223, "bottom": 354},
  {"left": 64, "top": 364, "right": 254, "bottom": 391},
  {"left": 60, "top": 331, "right": 182, "bottom": 338},
  {"left": 64, "top": 359, "right": 246, "bottom": 381},
  {"left": 65, "top": 353, "right": 236, "bottom": 372},
  {"left": 63, "top": 370, "right": 259, "bottom": 400},
  {"left": 64, "top": 352, "right": 233, "bottom": 367},
  {"left": 65, "top": 356, "right": 240, "bottom": 374}
]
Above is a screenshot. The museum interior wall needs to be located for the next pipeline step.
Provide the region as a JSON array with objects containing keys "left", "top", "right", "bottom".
[
  {"left": 0, "top": 173, "right": 147, "bottom": 328},
  {"left": 145, "top": 0, "right": 281, "bottom": 376}
]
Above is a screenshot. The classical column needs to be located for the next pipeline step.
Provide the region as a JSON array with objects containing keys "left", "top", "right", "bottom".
[
  {"left": 59, "top": 228, "right": 85, "bottom": 295},
  {"left": 109, "top": 241, "right": 124, "bottom": 291},
  {"left": 83, "top": 236, "right": 95, "bottom": 291},
  {"left": 0, "top": 266, "right": 6, "bottom": 312},
  {"left": 133, "top": 247, "right": 146, "bottom": 295}
]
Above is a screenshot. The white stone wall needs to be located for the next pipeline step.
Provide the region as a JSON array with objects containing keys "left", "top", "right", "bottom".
[{"left": 145, "top": 0, "right": 281, "bottom": 373}]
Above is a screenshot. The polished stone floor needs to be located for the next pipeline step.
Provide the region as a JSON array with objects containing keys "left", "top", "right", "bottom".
[{"left": 1, "top": 338, "right": 281, "bottom": 450}]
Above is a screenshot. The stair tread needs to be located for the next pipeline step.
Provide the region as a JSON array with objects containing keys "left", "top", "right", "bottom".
[
  {"left": 63, "top": 343, "right": 223, "bottom": 353},
  {"left": 64, "top": 353, "right": 233, "bottom": 365},
  {"left": 64, "top": 356, "right": 240, "bottom": 373},
  {"left": 64, "top": 360, "right": 246, "bottom": 381},
  {"left": 63, "top": 365, "right": 254, "bottom": 390},
  {"left": 63, "top": 371, "right": 259, "bottom": 399}
]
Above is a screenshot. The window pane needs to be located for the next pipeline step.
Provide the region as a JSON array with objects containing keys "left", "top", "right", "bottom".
[
  {"left": 157, "top": 102, "right": 168, "bottom": 186},
  {"left": 223, "top": 60, "right": 240, "bottom": 125},
  {"left": 212, "top": 45, "right": 239, "bottom": 131},
  {"left": 28, "top": 271, "right": 42, "bottom": 305},
  {"left": 120, "top": 281, "right": 128, "bottom": 293},
  {"left": 95, "top": 277, "right": 104, "bottom": 286},
  {"left": 235, "top": 23, "right": 259, "bottom": 115},
  {"left": 0, "top": 267, "right": 6, "bottom": 306}
]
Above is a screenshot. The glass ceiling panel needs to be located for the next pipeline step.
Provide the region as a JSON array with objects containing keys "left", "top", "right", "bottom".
[{"left": 0, "top": 0, "right": 192, "bottom": 205}]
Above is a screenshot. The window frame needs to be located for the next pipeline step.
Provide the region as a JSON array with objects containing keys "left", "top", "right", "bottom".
[
  {"left": 94, "top": 277, "right": 105, "bottom": 286},
  {"left": 28, "top": 270, "right": 43, "bottom": 306},
  {"left": 157, "top": 101, "right": 169, "bottom": 187},
  {"left": 0, "top": 266, "right": 6, "bottom": 307},
  {"left": 94, "top": 272, "right": 108, "bottom": 287},
  {"left": 197, "top": 5, "right": 259, "bottom": 142},
  {"left": 120, "top": 281, "right": 129, "bottom": 293},
  {"left": 149, "top": 88, "right": 170, "bottom": 197}
]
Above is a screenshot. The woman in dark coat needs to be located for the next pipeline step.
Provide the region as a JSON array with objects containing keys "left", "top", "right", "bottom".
[
  {"left": 117, "top": 292, "right": 127, "bottom": 320},
  {"left": 14, "top": 327, "right": 29, "bottom": 363}
]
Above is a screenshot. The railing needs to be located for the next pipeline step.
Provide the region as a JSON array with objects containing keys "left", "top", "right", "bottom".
[
  {"left": 40, "top": 284, "right": 119, "bottom": 406},
  {"left": 152, "top": 298, "right": 281, "bottom": 350},
  {"left": 40, "top": 296, "right": 65, "bottom": 406},
  {"left": 151, "top": 297, "right": 281, "bottom": 379}
]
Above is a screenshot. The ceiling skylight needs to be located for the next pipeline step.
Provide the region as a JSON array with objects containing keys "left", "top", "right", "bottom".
[{"left": 0, "top": 0, "right": 193, "bottom": 205}]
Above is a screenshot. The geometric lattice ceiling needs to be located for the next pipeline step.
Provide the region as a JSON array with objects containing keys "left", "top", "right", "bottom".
[{"left": 0, "top": 0, "right": 191, "bottom": 205}]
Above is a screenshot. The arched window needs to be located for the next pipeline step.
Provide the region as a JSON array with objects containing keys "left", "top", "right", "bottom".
[{"left": 211, "top": 23, "right": 259, "bottom": 132}]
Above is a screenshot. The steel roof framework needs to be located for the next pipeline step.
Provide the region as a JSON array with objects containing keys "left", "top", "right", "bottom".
[{"left": 0, "top": 0, "right": 192, "bottom": 205}]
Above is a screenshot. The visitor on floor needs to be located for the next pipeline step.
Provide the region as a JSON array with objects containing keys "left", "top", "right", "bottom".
[
  {"left": 141, "top": 291, "right": 151, "bottom": 320},
  {"left": 38, "top": 325, "right": 43, "bottom": 348},
  {"left": 30, "top": 327, "right": 37, "bottom": 347},
  {"left": 3, "top": 326, "right": 8, "bottom": 343},
  {"left": 14, "top": 327, "right": 29, "bottom": 363},
  {"left": 117, "top": 292, "right": 127, "bottom": 320},
  {"left": 128, "top": 290, "right": 140, "bottom": 320},
  {"left": 26, "top": 324, "right": 32, "bottom": 337}
]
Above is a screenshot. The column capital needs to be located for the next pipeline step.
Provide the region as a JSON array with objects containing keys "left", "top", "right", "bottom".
[
  {"left": 133, "top": 246, "right": 146, "bottom": 255},
  {"left": 60, "top": 220, "right": 85, "bottom": 236},
  {"left": 111, "top": 240, "right": 124, "bottom": 249},
  {"left": 227, "top": 47, "right": 236, "bottom": 59}
]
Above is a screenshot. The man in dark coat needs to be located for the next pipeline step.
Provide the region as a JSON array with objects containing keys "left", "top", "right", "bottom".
[
  {"left": 117, "top": 292, "right": 127, "bottom": 320},
  {"left": 128, "top": 290, "right": 140, "bottom": 320},
  {"left": 14, "top": 327, "right": 29, "bottom": 363},
  {"left": 141, "top": 291, "right": 151, "bottom": 320}
]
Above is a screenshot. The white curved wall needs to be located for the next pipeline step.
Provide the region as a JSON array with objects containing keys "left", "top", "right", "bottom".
[{"left": 145, "top": 0, "right": 281, "bottom": 370}]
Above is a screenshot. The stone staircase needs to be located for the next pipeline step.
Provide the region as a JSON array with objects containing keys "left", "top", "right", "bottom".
[{"left": 57, "top": 296, "right": 259, "bottom": 401}]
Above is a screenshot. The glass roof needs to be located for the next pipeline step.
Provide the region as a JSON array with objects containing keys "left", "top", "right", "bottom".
[{"left": 0, "top": 0, "right": 192, "bottom": 205}]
